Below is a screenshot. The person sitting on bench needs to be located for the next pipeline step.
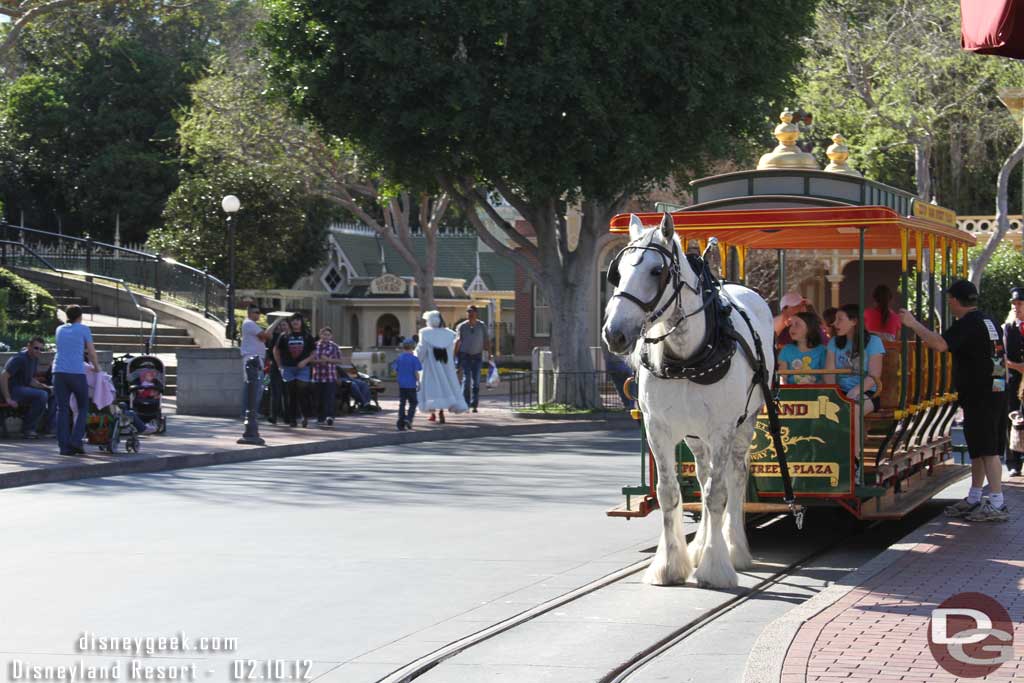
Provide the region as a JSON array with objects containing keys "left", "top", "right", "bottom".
[{"left": 1, "top": 336, "right": 54, "bottom": 438}]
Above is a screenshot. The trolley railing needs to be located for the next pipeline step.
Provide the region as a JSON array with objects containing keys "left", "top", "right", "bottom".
[
  {"left": 507, "top": 370, "right": 631, "bottom": 411},
  {"left": 0, "top": 223, "right": 228, "bottom": 325},
  {"left": 0, "top": 240, "right": 158, "bottom": 353}
]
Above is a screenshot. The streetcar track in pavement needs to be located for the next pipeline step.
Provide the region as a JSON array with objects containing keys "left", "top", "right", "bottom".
[
  {"left": 370, "top": 515, "right": 780, "bottom": 683},
  {"left": 598, "top": 522, "right": 878, "bottom": 683}
]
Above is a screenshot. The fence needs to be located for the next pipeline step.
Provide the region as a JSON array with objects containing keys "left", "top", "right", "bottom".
[
  {"left": 507, "top": 370, "right": 631, "bottom": 411},
  {"left": 0, "top": 223, "right": 228, "bottom": 324}
]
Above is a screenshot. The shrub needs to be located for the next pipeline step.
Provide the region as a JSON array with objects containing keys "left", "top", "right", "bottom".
[
  {"left": 0, "top": 267, "right": 59, "bottom": 347},
  {"left": 969, "top": 243, "right": 1024, "bottom": 321},
  {"left": 0, "top": 267, "right": 58, "bottom": 321}
]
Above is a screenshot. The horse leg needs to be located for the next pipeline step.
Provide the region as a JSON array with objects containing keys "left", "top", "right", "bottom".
[
  {"left": 643, "top": 420, "right": 692, "bottom": 586},
  {"left": 693, "top": 436, "right": 739, "bottom": 589},
  {"left": 687, "top": 438, "right": 711, "bottom": 568},
  {"left": 724, "top": 419, "right": 755, "bottom": 571}
]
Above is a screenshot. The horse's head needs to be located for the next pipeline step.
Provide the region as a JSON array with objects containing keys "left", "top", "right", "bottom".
[{"left": 602, "top": 212, "right": 685, "bottom": 355}]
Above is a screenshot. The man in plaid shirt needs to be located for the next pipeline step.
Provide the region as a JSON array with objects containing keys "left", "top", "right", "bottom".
[{"left": 311, "top": 326, "right": 343, "bottom": 426}]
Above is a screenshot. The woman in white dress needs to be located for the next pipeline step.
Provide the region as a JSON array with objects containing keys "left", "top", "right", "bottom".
[{"left": 416, "top": 310, "right": 468, "bottom": 423}]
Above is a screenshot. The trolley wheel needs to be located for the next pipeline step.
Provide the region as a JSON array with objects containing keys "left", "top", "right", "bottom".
[
  {"left": 157, "top": 416, "right": 167, "bottom": 434},
  {"left": 127, "top": 436, "right": 139, "bottom": 453}
]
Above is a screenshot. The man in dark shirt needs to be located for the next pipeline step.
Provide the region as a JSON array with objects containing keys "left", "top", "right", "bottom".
[
  {"left": 0, "top": 336, "right": 53, "bottom": 438},
  {"left": 900, "top": 279, "right": 1009, "bottom": 522},
  {"left": 1003, "top": 286, "right": 1024, "bottom": 477}
]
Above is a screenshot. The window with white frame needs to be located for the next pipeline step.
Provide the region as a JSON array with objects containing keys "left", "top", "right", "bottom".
[{"left": 533, "top": 285, "right": 551, "bottom": 337}]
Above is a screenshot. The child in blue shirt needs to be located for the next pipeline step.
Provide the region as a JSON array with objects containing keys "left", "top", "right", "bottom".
[
  {"left": 778, "top": 312, "right": 827, "bottom": 384},
  {"left": 826, "top": 304, "right": 886, "bottom": 414},
  {"left": 391, "top": 339, "right": 423, "bottom": 430}
]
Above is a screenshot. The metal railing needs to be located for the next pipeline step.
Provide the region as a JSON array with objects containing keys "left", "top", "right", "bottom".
[
  {"left": 0, "top": 240, "right": 158, "bottom": 353},
  {"left": 507, "top": 370, "right": 631, "bottom": 411},
  {"left": 0, "top": 223, "right": 228, "bottom": 324}
]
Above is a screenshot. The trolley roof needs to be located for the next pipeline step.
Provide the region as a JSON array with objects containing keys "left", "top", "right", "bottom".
[{"left": 608, "top": 206, "right": 974, "bottom": 250}]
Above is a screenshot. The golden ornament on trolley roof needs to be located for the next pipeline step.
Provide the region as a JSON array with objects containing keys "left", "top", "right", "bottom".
[
  {"left": 823, "top": 133, "right": 861, "bottom": 177},
  {"left": 757, "top": 110, "right": 819, "bottom": 170}
]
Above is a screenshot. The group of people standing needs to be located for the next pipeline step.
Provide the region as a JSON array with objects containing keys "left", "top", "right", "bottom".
[
  {"left": 392, "top": 305, "right": 490, "bottom": 431},
  {"left": 774, "top": 280, "right": 1013, "bottom": 522},
  {"left": 242, "top": 307, "right": 375, "bottom": 428}
]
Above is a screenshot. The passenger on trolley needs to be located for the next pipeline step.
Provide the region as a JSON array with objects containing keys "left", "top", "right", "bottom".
[
  {"left": 778, "top": 312, "right": 827, "bottom": 384},
  {"left": 825, "top": 303, "right": 885, "bottom": 415},
  {"left": 864, "top": 284, "right": 902, "bottom": 341}
]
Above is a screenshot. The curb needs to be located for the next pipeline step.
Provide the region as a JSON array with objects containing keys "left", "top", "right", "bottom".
[
  {"left": 741, "top": 515, "right": 947, "bottom": 683},
  {"left": 0, "top": 417, "right": 634, "bottom": 490}
]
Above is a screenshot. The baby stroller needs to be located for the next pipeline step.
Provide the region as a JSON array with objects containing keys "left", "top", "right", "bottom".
[
  {"left": 126, "top": 355, "right": 167, "bottom": 434},
  {"left": 86, "top": 402, "right": 141, "bottom": 454}
]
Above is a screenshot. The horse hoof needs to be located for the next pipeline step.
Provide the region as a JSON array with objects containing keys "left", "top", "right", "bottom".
[
  {"left": 729, "top": 550, "right": 754, "bottom": 572},
  {"left": 643, "top": 556, "right": 691, "bottom": 586},
  {"left": 693, "top": 562, "right": 739, "bottom": 590}
]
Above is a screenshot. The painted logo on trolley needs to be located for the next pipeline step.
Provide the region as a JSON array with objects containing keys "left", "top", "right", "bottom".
[
  {"left": 748, "top": 423, "right": 825, "bottom": 462},
  {"left": 928, "top": 592, "right": 1014, "bottom": 678},
  {"left": 758, "top": 396, "right": 842, "bottom": 423}
]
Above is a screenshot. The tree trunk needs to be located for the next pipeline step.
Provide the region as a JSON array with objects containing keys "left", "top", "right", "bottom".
[
  {"left": 537, "top": 201, "right": 610, "bottom": 409},
  {"left": 415, "top": 270, "right": 435, "bottom": 313},
  {"left": 914, "top": 139, "right": 932, "bottom": 201},
  {"left": 970, "top": 136, "right": 1024, "bottom": 286}
]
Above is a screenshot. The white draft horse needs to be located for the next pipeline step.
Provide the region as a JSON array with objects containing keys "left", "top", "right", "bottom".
[{"left": 602, "top": 213, "right": 775, "bottom": 589}]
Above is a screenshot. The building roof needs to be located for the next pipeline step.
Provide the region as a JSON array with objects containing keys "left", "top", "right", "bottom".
[{"left": 330, "top": 228, "right": 515, "bottom": 291}]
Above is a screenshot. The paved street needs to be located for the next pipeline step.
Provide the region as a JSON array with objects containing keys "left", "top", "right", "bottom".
[{"left": 0, "top": 429, "right": 658, "bottom": 683}]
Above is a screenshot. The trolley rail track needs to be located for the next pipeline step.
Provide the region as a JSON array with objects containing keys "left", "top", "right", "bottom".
[
  {"left": 372, "top": 514, "right": 781, "bottom": 683},
  {"left": 598, "top": 522, "right": 876, "bottom": 683}
]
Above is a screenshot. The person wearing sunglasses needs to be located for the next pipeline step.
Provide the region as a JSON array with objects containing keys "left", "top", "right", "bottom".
[{"left": 1, "top": 336, "right": 54, "bottom": 439}]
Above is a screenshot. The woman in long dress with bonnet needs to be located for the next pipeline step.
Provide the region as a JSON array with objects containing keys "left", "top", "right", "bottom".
[{"left": 416, "top": 311, "right": 468, "bottom": 423}]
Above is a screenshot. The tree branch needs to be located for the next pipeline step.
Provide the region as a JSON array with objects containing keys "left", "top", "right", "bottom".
[
  {"left": 0, "top": 0, "right": 111, "bottom": 63},
  {"left": 442, "top": 175, "right": 543, "bottom": 287},
  {"left": 970, "top": 137, "right": 1024, "bottom": 285}
]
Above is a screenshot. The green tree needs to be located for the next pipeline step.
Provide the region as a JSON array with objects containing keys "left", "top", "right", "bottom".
[
  {"left": 0, "top": 0, "right": 233, "bottom": 240},
  {"left": 969, "top": 241, "right": 1024, "bottom": 321},
  {"left": 795, "top": 0, "right": 1024, "bottom": 204},
  {"left": 261, "top": 0, "right": 817, "bottom": 403},
  {"left": 179, "top": 40, "right": 452, "bottom": 310},
  {"left": 147, "top": 166, "right": 326, "bottom": 290}
]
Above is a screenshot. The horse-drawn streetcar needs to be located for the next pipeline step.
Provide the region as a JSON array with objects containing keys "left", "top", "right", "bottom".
[{"left": 603, "top": 126, "right": 976, "bottom": 565}]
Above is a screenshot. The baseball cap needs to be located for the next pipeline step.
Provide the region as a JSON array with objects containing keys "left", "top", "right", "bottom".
[
  {"left": 779, "top": 291, "right": 806, "bottom": 309},
  {"left": 1010, "top": 286, "right": 1024, "bottom": 302},
  {"left": 946, "top": 279, "right": 978, "bottom": 303}
]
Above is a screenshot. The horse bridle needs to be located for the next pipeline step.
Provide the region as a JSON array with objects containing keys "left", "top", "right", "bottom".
[{"left": 608, "top": 235, "right": 716, "bottom": 343}]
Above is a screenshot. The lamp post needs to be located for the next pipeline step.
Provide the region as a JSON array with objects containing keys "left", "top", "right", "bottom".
[
  {"left": 222, "top": 194, "right": 241, "bottom": 341},
  {"left": 997, "top": 88, "right": 1024, "bottom": 250}
]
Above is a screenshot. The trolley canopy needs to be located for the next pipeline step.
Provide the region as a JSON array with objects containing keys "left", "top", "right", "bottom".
[{"left": 608, "top": 206, "right": 974, "bottom": 251}]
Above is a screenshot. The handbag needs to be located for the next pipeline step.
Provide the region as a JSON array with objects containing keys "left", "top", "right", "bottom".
[{"left": 1009, "top": 410, "right": 1024, "bottom": 452}]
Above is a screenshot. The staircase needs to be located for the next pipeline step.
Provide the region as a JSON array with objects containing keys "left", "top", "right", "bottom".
[
  {"left": 50, "top": 287, "right": 100, "bottom": 315},
  {"left": 47, "top": 289, "right": 193, "bottom": 397}
]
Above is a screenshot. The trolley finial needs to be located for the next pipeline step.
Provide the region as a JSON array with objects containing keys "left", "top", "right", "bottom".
[
  {"left": 824, "top": 133, "right": 862, "bottom": 177},
  {"left": 757, "top": 110, "right": 819, "bottom": 170}
]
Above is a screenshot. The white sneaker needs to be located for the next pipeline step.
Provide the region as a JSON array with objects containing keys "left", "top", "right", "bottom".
[{"left": 143, "top": 423, "right": 158, "bottom": 435}]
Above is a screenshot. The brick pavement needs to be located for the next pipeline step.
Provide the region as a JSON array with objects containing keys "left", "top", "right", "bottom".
[
  {"left": 780, "top": 479, "right": 1024, "bottom": 683},
  {"left": 0, "top": 395, "right": 633, "bottom": 489}
]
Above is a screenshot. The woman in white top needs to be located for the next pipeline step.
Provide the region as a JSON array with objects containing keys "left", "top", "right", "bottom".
[{"left": 416, "top": 310, "right": 468, "bottom": 423}]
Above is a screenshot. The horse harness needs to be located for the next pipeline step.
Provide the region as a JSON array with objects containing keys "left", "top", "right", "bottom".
[{"left": 609, "top": 234, "right": 805, "bottom": 528}]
